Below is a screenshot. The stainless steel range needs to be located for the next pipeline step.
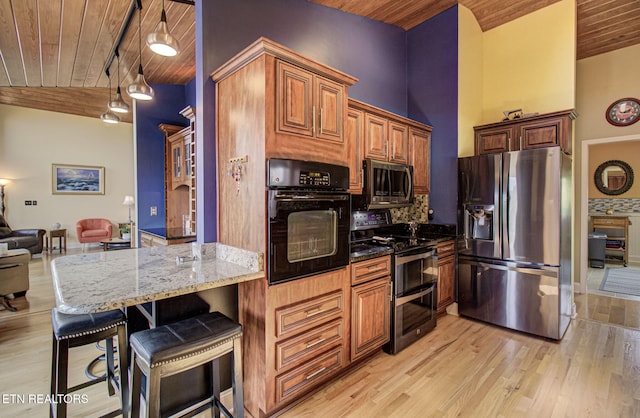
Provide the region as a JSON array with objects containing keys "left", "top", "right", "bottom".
[{"left": 350, "top": 210, "right": 438, "bottom": 354}]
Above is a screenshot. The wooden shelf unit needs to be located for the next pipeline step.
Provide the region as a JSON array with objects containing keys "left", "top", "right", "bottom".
[{"left": 591, "top": 216, "right": 631, "bottom": 266}]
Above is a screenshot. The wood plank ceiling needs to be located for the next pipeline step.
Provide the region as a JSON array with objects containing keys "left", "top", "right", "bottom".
[{"left": 0, "top": 0, "right": 638, "bottom": 123}]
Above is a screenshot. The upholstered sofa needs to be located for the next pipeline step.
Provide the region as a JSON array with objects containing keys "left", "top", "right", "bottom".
[{"left": 0, "top": 215, "right": 46, "bottom": 254}]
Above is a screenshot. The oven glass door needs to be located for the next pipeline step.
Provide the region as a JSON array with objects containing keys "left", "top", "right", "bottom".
[
  {"left": 269, "top": 191, "right": 350, "bottom": 284},
  {"left": 395, "top": 249, "right": 437, "bottom": 295}
]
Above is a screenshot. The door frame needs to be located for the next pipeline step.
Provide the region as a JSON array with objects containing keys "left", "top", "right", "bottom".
[{"left": 579, "top": 133, "right": 640, "bottom": 295}]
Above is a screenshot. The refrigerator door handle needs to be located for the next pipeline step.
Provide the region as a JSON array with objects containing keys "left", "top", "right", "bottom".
[{"left": 502, "top": 152, "right": 510, "bottom": 260}]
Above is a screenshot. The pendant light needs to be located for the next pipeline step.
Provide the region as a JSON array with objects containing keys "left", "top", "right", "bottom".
[
  {"left": 127, "top": 0, "right": 154, "bottom": 101},
  {"left": 146, "top": 0, "right": 180, "bottom": 57},
  {"left": 108, "top": 50, "right": 130, "bottom": 113},
  {"left": 101, "top": 70, "right": 121, "bottom": 124}
]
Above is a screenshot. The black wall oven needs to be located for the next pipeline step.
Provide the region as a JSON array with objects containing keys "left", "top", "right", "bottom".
[{"left": 268, "top": 159, "right": 350, "bottom": 285}]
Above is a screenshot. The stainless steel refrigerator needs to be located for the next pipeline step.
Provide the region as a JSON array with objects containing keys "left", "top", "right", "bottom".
[{"left": 457, "top": 147, "right": 572, "bottom": 340}]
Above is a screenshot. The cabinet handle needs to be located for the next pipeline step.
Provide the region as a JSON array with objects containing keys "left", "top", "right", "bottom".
[
  {"left": 319, "top": 107, "right": 323, "bottom": 134},
  {"left": 305, "top": 367, "right": 326, "bottom": 380},
  {"left": 305, "top": 337, "right": 326, "bottom": 349},
  {"left": 366, "top": 265, "right": 385, "bottom": 273},
  {"left": 520, "top": 135, "right": 523, "bottom": 150},
  {"left": 305, "top": 307, "right": 323, "bottom": 317},
  {"left": 312, "top": 105, "right": 316, "bottom": 134}
]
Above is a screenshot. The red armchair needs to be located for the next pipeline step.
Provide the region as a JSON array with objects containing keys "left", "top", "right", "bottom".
[{"left": 76, "top": 219, "right": 112, "bottom": 249}]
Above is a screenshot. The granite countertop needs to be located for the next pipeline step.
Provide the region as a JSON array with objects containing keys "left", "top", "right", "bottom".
[{"left": 51, "top": 243, "right": 264, "bottom": 314}]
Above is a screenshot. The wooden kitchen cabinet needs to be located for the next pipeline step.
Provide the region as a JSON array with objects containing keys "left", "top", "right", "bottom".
[
  {"left": 346, "top": 107, "right": 364, "bottom": 192},
  {"left": 159, "top": 105, "right": 197, "bottom": 235},
  {"left": 238, "top": 268, "right": 350, "bottom": 417},
  {"left": 348, "top": 98, "right": 432, "bottom": 194},
  {"left": 474, "top": 109, "right": 577, "bottom": 155},
  {"left": 388, "top": 121, "right": 409, "bottom": 163},
  {"left": 350, "top": 256, "right": 391, "bottom": 362},
  {"left": 437, "top": 239, "right": 456, "bottom": 315},
  {"left": 277, "top": 61, "right": 345, "bottom": 143},
  {"left": 364, "top": 112, "right": 388, "bottom": 161},
  {"left": 410, "top": 128, "right": 431, "bottom": 194}
]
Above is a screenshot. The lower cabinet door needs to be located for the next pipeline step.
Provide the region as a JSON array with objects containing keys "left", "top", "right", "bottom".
[{"left": 351, "top": 277, "right": 391, "bottom": 361}]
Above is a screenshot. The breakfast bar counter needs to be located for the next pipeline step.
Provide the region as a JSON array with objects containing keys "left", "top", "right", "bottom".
[{"left": 51, "top": 242, "right": 264, "bottom": 314}]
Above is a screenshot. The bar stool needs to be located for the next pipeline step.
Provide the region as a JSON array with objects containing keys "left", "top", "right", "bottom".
[
  {"left": 50, "top": 308, "right": 129, "bottom": 418},
  {"left": 129, "top": 311, "right": 244, "bottom": 418}
]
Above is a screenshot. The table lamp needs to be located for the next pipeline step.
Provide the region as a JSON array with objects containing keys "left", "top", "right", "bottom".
[
  {"left": 122, "top": 195, "right": 135, "bottom": 223},
  {"left": 0, "top": 179, "right": 9, "bottom": 217}
]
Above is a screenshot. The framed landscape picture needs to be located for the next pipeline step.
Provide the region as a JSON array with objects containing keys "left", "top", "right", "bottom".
[{"left": 52, "top": 164, "right": 105, "bottom": 195}]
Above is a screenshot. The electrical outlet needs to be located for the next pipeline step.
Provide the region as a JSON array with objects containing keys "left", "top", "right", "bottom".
[
  {"left": 32, "top": 200, "right": 37, "bottom": 205},
  {"left": 25, "top": 200, "right": 32, "bottom": 205},
  {"left": 150, "top": 206, "right": 157, "bottom": 216}
]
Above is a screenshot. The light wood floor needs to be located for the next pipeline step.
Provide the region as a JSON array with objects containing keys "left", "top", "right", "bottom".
[{"left": 1, "top": 249, "right": 640, "bottom": 417}]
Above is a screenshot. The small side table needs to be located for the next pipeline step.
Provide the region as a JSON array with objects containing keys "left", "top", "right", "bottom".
[{"left": 47, "top": 229, "right": 67, "bottom": 254}]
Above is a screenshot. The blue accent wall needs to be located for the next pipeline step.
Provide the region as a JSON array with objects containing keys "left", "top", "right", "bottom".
[
  {"left": 137, "top": 2, "right": 462, "bottom": 238},
  {"left": 205, "top": 0, "right": 407, "bottom": 115},
  {"left": 135, "top": 84, "right": 188, "bottom": 231},
  {"left": 407, "top": 6, "right": 459, "bottom": 224}
]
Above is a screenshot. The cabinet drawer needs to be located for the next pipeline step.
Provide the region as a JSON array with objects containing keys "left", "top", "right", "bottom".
[
  {"left": 275, "top": 345, "right": 344, "bottom": 404},
  {"left": 275, "top": 290, "right": 344, "bottom": 338},
  {"left": 275, "top": 319, "right": 343, "bottom": 372},
  {"left": 437, "top": 240, "right": 456, "bottom": 258},
  {"left": 351, "top": 256, "right": 391, "bottom": 285},
  {"left": 593, "top": 217, "right": 628, "bottom": 228}
]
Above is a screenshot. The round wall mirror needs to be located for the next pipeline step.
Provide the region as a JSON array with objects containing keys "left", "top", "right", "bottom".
[{"left": 594, "top": 160, "right": 634, "bottom": 195}]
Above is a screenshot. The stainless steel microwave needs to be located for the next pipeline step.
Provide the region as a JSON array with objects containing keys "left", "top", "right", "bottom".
[{"left": 363, "top": 159, "right": 414, "bottom": 209}]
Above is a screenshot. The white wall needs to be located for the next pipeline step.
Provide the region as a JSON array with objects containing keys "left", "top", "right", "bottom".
[{"left": 0, "top": 104, "right": 134, "bottom": 247}]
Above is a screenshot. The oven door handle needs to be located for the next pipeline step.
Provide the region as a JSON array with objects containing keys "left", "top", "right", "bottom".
[
  {"left": 395, "top": 249, "right": 436, "bottom": 266},
  {"left": 395, "top": 285, "right": 434, "bottom": 306},
  {"left": 274, "top": 193, "right": 349, "bottom": 201}
]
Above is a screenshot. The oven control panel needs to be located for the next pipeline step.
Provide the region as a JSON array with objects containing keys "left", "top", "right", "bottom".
[
  {"left": 299, "top": 170, "right": 330, "bottom": 186},
  {"left": 351, "top": 210, "right": 392, "bottom": 231}
]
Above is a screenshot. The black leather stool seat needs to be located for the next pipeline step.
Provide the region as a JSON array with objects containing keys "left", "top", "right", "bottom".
[
  {"left": 130, "top": 311, "right": 241, "bottom": 366},
  {"left": 130, "top": 311, "right": 244, "bottom": 418},
  {"left": 52, "top": 309, "right": 126, "bottom": 339},
  {"left": 50, "top": 308, "right": 129, "bottom": 418}
]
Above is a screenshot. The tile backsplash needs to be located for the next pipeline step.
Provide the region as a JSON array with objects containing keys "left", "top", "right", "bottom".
[
  {"left": 390, "top": 195, "right": 430, "bottom": 223},
  {"left": 589, "top": 198, "right": 640, "bottom": 213}
]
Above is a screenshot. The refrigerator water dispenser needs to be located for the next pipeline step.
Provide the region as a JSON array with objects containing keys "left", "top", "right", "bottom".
[{"left": 465, "top": 205, "right": 493, "bottom": 240}]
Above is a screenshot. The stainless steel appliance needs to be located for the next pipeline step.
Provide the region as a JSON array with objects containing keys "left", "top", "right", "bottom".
[
  {"left": 350, "top": 210, "right": 438, "bottom": 354},
  {"left": 363, "top": 159, "right": 413, "bottom": 209},
  {"left": 457, "top": 147, "right": 572, "bottom": 340},
  {"left": 268, "top": 158, "right": 350, "bottom": 285}
]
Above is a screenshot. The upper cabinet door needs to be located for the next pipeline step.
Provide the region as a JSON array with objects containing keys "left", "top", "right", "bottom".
[
  {"left": 346, "top": 108, "right": 364, "bottom": 192},
  {"left": 388, "top": 121, "right": 408, "bottom": 164},
  {"left": 474, "top": 126, "right": 515, "bottom": 155},
  {"left": 277, "top": 61, "right": 314, "bottom": 138},
  {"left": 364, "top": 113, "right": 388, "bottom": 160},
  {"left": 315, "top": 75, "right": 344, "bottom": 142},
  {"left": 410, "top": 128, "right": 431, "bottom": 195}
]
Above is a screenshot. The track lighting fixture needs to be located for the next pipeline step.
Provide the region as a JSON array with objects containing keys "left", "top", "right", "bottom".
[
  {"left": 101, "top": 70, "right": 121, "bottom": 124},
  {"left": 127, "top": 0, "right": 154, "bottom": 101},
  {"left": 108, "top": 50, "right": 130, "bottom": 113},
  {"left": 147, "top": 0, "right": 180, "bottom": 57}
]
